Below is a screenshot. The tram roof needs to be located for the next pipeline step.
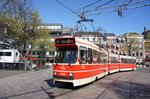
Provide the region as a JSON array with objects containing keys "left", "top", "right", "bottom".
[
  {"left": 75, "top": 37, "right": 100, "bottom": 50},
  {"left": 120, "top": 55, "right": 136, "bottom": 59}
]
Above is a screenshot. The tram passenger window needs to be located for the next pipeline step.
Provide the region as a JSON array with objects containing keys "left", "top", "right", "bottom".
[
  {"left": 124, "top": 59, "right": 126, "bottom": 63},
  {"left": 121, "top": 58, "right": 125, "bottom": 63},
  {"left": 80, "top": 47, "right": 87, "bottom": 64},
  {"left": 97, "top": 52, "right": 100, "bottom": 63},
  {"left": 121, "top": 58, "right": 123, "bottom": 63},
  {"left": 93, "top": 50, "right": 97, "bottom": 63},
  {"left": 114, "top": 57, "right": 118, "bottom": 63},
  {"left": 110, "top": 57, "right": 115, "bottom": 63},
  {"left": 88, "top": 48, "right": 92, "bottom": 64},
  {"left": 99, "top": 52, "right": 107, "bottom": 64},
  {"left": 99, "top": 52, "right": 103, "bottom": 63},
  {"left": 126, "top": 59, "right": 129, "bottom": 64},
  {"left": 132, "top": 59, "right": 134, "bottom": 63},
  {"left": 111, "top": 57, "right": 115, "bottom": 63}
]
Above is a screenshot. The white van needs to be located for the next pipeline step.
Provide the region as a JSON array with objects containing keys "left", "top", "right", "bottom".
[{"left": 0, "top": 49, "right": 20, "bottom": 63}]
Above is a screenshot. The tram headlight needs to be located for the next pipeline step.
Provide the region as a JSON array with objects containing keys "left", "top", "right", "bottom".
[
  {"left": 53, "top": 71, "right": 57, "bottom": 75},
  {"left": 69, "top": 72, "right": 73, "bottom": 77}
]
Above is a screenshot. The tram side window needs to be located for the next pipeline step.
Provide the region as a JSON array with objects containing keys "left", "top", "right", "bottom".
[
  {"left": 124, "top": 58, "right": 130, "bottom": 64},
  {"left": 110, "top": 57, "right": 117, "bottom": 63},
  {"left": 99, "top": 52, "right": 104, "bottom": 63},
  {"left": 88, "top": 48, "right": 92, "bottom": 64},
  {"left": 97, "top": 52, "right": 100, "bottom": 63},
  {"left": 80, "top": 47, "right": 87, "bottom": 64},
  {"left": 93, "top": 50, "right": 97, "bottom": 64},
  {"left": 121, "top": 58, "right": 126, "bottom": 64},
  {"left": 103, "top": 53, "right": 108, "bottom": 64},
  {"left": 98, "top": 52, "right": 106, "bottom": 64},
  {"left": 133, "top": 59, "right": 135, "bottom": 63},
  {"left": 113, "top": 57, "right": 118, "bottom": 63}
]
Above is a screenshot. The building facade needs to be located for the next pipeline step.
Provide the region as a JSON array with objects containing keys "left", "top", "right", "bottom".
[
  {"left": 0, "top": 24, "right": 15, "bottom": 49},
  {"left": 34, "top": 23, "right": 73, "bottom": 64},
  {"left": 142, "top": 27, "right": 150, "bottom": 66},
  {"left": 126, "top": 33, "right": 145, "bottom": 64},
  {"left": 103, "top": 33, "right": 117, "bottom": 53},
  {"left": 74, "top": 32, "right": 104, "bottom": 46}
]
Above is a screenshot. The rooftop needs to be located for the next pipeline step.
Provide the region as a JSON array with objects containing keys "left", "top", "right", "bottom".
[
  {"left": 74, "top": 32, "right": 103, "bottom": 37},
  {"left": 104, "top": 33, "right": 116, "bottom": 37}
]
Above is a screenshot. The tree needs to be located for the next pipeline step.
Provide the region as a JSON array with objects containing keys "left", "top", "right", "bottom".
[
  {"left": 147, "top": 33, "right": 150, "bottom": 40},
  {"left": 0, "top": 0, "right": 10, "bottom": 14},
  {"left": 0, "top": 0, "right": 42, "bottom": 51},
  {"left": 145, "top": 33, "right": 150, "bottom": 50},
  {"left": 0, "top": 0, "right": 55, "bottom": 68},
  {"left": 124, "top": 32, "right": 140, "bottom": 56}
]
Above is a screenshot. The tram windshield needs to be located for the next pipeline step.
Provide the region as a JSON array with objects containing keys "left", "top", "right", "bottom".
[{"left": 55, "top": 48, "right": 77, "bottom": 63}]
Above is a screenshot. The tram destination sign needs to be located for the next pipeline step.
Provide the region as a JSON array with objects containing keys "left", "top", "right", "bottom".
[{"left": 55, "top": 38, "right": 75, "bottom": 44}]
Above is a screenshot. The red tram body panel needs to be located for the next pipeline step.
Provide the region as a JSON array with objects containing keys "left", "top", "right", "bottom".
[{"left": 53, "top": 36, "right": 136, "bottom": 87}]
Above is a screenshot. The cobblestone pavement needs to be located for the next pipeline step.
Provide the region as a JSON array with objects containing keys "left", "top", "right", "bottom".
[{"left": 0, "top": 67, "right": 150, "bottom": 99}]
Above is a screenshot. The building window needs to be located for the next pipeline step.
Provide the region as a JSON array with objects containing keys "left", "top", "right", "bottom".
[
  {"left": 92, "top": 38, "right": 95, "bottom": 41},
  {"left": 136, "top": 51, "right": 139, "bottom": 56},
  {"left": 99, "top": 38, "right": 101, "bottom": 41},
  {"left": 140, "top": 52, "right": 143, "bottom": 56},
  {"left": 132, "top": 53, "right": 135, "bottom": 56}
]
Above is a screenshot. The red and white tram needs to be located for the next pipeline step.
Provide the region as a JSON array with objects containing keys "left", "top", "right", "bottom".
[{"left": 53, "top": 36, "right": 136, "bottom": 87}]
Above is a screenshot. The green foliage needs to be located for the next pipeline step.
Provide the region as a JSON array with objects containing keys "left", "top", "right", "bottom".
[
  {"left": 147, "top": 33, "right": 150, "bottom": 40},
  {"left": 31, "top": 29, "right": 54, "bottom": 50},
  {"left": 127, "top": 32, "right": 139, "bottom": 36},
  {"left": 145, "top": 41, "right": 150, "bottom": 50},
  {"left": 0, "top": 0, "right": 54, "bottom": 52},
  {"left": 123, "top": 32, "right": 140, "bottom": 55}
]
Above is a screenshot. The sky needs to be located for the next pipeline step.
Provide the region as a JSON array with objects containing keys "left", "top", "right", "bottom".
[{"left": 33, "top": 0, "right": 150, "bottom": 35}]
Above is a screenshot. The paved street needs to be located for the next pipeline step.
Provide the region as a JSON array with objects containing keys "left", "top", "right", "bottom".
[
  {"left": 0, "top": 70, "right": 24, "bottom": 78},
  {"left": 0, "top": 66, "right": 150, "bottom": 99}
]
